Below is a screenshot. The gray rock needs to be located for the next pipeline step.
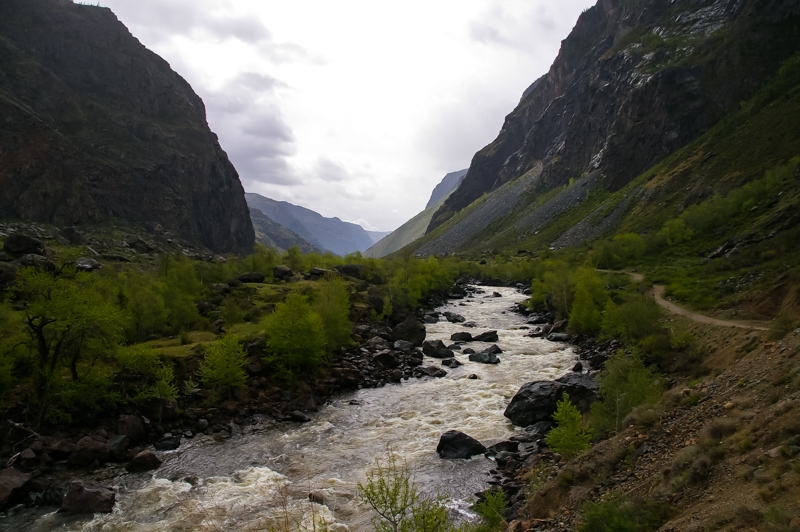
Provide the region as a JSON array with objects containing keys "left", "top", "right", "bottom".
[
  {"left": 450, "top": 332, "right": 473, "bottom": 342},
  {"left": 503, "top": 374, "right": 597, "bottom": 427},
  {"left": 334, "top": 264, "right": 363, "bottom": 279},
  {"left": 57, "top": 227, "right": 87, "bottom": 245},
  {"left": 421, "top": 366, "right": 448, "bottom": 378},
  {"left": 68, "top": 436, "right": 110, "bottom": 467},
  {"left": 126, "top": 450, "right": 162, "bottom": 473},
  {"left": 0, "top": 467, "right": 31, "bottom": 508},
  {"left": 391, "top": 316, "right": 426, "bottom": 347},
  {"left": 238, "top": 271, "right": 266, "bottom": 283},
  {"left": 2, "top": 233, "right": 44, "bottom": 256},
  {"left": 443, "top": 311, "right": 466, "bottom": 323},
  {"left": 473, "top": 330, "right": 499, "bottom": 342},
  {"left": 61, "top": 481, "right": 115, "bottom": 514},
  {"left": 436, "top": 430, "right": 486, "bottom": 459},
  {"left": 393, "top": 340, "right": 414, "bottom": 352},
  {"left": 117, "top": 415, "right": 146, "bottom": 442},
  {"left": 547, "top": 332, "right": 571, "bottom": 342},
  {"left": 468, "top": 349, "right": 501, "bottom": 364},
  {"left": 17, "top": 253, "right": 55, "bottom": 271},
  {"left": 372, "top": 349, "right": 398, "bottom": 368},
  {"left": 422, "top": 340, "right": 454, "bottom": 359},
  {"left": 75, "top": 257, "right": 102, "bottom": 271},
  {"left": 441, "top": 358, "right": 462, "bottom": 368},
  {"left": 107, "top": 435, "right": 130, "bottom": 461},
  {"left": 272, "top": 265, "right": 293, "bottom": 280}
]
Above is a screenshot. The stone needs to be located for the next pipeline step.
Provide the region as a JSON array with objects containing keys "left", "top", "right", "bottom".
[
  {"left": 450, "top": 332, "right": 473, "bottom": 342},
  {"left": 17, "top": 253, "right": 55, "bottom": 271},
  {"left": 45, "top": 439, "right": 75, "bottom": 460},
  {"left": 154, "top": 436, "right": 181, "bottom": 451},
  {"left": 273, "top": 265, "right": 293, "bottom": 280},
  {"left": 442, "top": 358, "right": 462, "bottom": 368},
  {"left": 391, "top": 316, "right": 426, "bottom": 347},
  {"left": 469, "top": 350, "right": 501, "bottom": 364},
  {"left": 57, "top": 226, "right": 87, "bottom": 245},
  {"left": 393, "top": 340, "right": 415, "bottom": 352},
  {"left": 388, "top": 369, "right": 403, "bottom": 383},
  {"left": 334, "top": 264, "right": 363, "bottom": 279},
  {"left": 0, "top": 261, "right": 17, "bottom": 289},
  {"left": 19, "top": 448, "right": 38, "bottom": 469},
  {"left": 547, "top": 333, "right": 571, "bottom": 342},
  {"left": 473, "top": 330, "right": 499, "bottom": 342},
  {"left": 60, "top": 481, "right": 115, "bottom": 514},
  {"left": 504, "top": 374, "right": 598, "bottom": 427},
  {"left": 443, "top": 311, "right": 466, "bottom": 323},
  {"left": 372, "top": 349, "right": 398, "bottom": 368},
  {"left": 117, "top": 415, "right": 146, "bottom": 442},
  {"left": 309, "top": 267, "right": 330, "bottom": 277},
  {"left": 75, "top": 257, "right": 102, "bottom": 271},
  {"left": 211, "top": 282, "right": 232, "bottom": 293},
  {"left": 436, "top": 430, "right": 487, "bottom": 459},
  {"left": 2, "top": 233, "right": 44, "bottom": 256},
  {"left": 0, "top": 467, "right": 31, "bottom": 508},
  {"left": 126, "top": 450, "right": 162, "bottom": 473},
  {"left": 572, "top": 361, "right": 583, "bottom": 372},
  {"left": 107, "top": 435, "right": 130, "bottom": 461},
  {"left": 463, "top": 348, "right": 475, "bottom": 355},
  {"left": 422, "top": 340, "right": 454, "bottom": 359},
  {"left": 68, "top": 436, "right": 110, "bottom": 467},
  {"left": 237, "top": 271, "right": 266, "bottom": 283},
  {"left": 366, "top": 336, "right": 391, "bottom": 351},
  {"left": 421, "top": 366, "right": 448, "bottom": 378}
]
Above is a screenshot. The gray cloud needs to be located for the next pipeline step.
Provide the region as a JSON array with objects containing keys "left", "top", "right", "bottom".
[{"left": 313, "top": 157, "right": 349, "bottom": 183}]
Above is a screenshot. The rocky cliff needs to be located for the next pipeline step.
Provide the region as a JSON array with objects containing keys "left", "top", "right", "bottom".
[
  {"left": 428, "top": 0, "right": 800, "bottom": 234},
  {"left": 0, "top": 0, "right": 254, "bottom": 254}
]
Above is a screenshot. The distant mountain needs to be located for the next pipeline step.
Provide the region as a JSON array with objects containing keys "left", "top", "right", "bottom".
[
  {"left": 425, "top": 169, "right": 467, "bottom": 209},
  {"left": 245, "top": 193, "right": 374, "bottom": 256},
  {"left": 364, "top": 170, "right": 465, "bottom": 258},
  {"left": 366, "top": 230, "right": 391, "bottom": 244},
  {"left": 249, "top": 208, "right": 318, "bottom": 254},
  {"left": 0, "top": 0, "right": 254, "bottom": 253}
]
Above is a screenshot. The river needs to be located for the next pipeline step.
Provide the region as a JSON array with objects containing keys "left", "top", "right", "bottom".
[{"left": 10, "top": 285, "right": 576, "bottom": 531}]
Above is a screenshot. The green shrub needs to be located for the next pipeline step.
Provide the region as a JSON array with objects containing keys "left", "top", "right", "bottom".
[
  {"left": 579, "top": 494, "right": 673, "bottom": 532},
  {"left": 312, "top": 273, "right": 353, "bottom": 352},
  {"left": 590, "top": 351, "right": 662, "bottom": 435},
  {"left": 473, "top": 489, "right": 507, "bottom": 531},
  {"left": 545, "top": 393, "right": 593, "bottom": 459},
  {"left": 198, "top": 333, "right": 247, "bottom": 394},
  {"left": 264, "top": 293, "right": 326, "bottom": 372}
]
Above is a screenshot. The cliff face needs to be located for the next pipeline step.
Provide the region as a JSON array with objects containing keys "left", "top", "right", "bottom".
[
  {"left": 428, "top": 0, "right": 800, "bottom": 233},
  {"left": 0, "top": 0, "right": 254, "bottom": 253}
]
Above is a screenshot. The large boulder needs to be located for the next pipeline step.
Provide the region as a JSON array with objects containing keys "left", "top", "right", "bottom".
[
  {"left": 335, "top": 264, "right": 363, "bottom": 279},
  {"left": 126, "top": 450, "right": 162, "bottom": 473},
  {"left": 2, "top": 233, "right": 44, "bottom": 256},
  {"left": 272, "top": 265, "right": 293, "bottom": 280},
  {"left": 107, "top": 435, "right": 130, "bottom": 461},
  {"left": 503, "top": 374, "right": 597, "bottom": 427},
  {"left": 473, "top": 330, "right": 499, "bottom": 342},
  {"left": 18, "top": 254, "right": 55, "bottom": 271},
  {"left": 468, "top": 345, "right": 501, "bottom": 364},
  {"left": 420, "top": 366, "right": 448, "bottom": 378},
  {"left": 436, "top": 430, "right": 487, "bottom": 459},
  {"left": 68, "top": 437, "right": 110, "bottom": 467},
  {"left": 0, "top": 467, "right": 31, "bottom": 508},
  {"left": 57, "top": 226, "right": 87, "bottom": 245},
  {"left": 372, "top": 349, "right": 398, "bottom": 368},
  {"left": 0, "top": 262, "right": 17, "bottom": 289},
  {"left": 422, "top": 340, "right": 454, "bottom": 359},
  {"left": 237, "top": 271, "right": 266, "bottom": 283},
  {"left": 60, "top": 481, "right": 115, "bottom": 514},
  {"left": 75, "top": 257, "right": 102, "bottom": 271},
  {"left": 117, "top": 415, "right": 147, "bottom": 443},
  {"left": 450, "top": 332, "right": 473, "bottom": 342},
  {"left": 442, "top": 311, "right": 466, "bottom": 323},
  {"left": 391, "top": 316, "right": 426, "bottom": 347}
]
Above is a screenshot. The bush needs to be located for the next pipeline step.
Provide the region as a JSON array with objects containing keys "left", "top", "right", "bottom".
[
  {"left": 198, "top": 334, "right": 247, "bottom": 394},
  {"left": 590, "top": 351, "right": 662, "bottom": 435},
  {"left": 579, "top": 495, "right": 673, "bottom": 532},
  {"left": 474, "top": 489, "right": 507, "bottom": 532},
  {"left": 264, "top": 293, "right": 326, "bottom": 373},
  {"left": 312, "top": 273, "right": 353, "bottom": 352},
  {"left": 545, "top": 393, "right": 593, "bottom": 459}
]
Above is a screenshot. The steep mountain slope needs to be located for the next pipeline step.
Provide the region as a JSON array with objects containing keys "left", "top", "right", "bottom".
[
  {"left": 364, "top": 169, "right": 466, "bottom": 258},
  {"left": 425, "top": 169, "right": 467, "bottom": 209},
  {"left": 249, "top": 208, "right": 318, "bottom": 254},
  {"left": 366, "top": 230, "right": 391, "bottom": 244},
  {"left": 0, "top": 0, "right": 254, "bottom": 254},
  {"left": 424, "top": 0, "right": 800, "bottom": 252},
  {"left": 245, "top": 193, "right": 373, "bottom": 256}
]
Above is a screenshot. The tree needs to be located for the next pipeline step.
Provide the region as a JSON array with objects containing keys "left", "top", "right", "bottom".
[
  {"left": 264, "top": 292, "right": 326, "bottom": 372},
  {"left": 14, "top": 267, "right": 125, "bottom": 409},
  {"left": 198, "top": 334, "right": 247, "bottom": 394},
  {"left": 312, "top": 273, "right": 353, "bottom": 352},
  {"left": 545, "top": 393, "right": 593, "bottom": 459}
]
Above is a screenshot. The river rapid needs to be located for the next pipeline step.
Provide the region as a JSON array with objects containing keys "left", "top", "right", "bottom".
[{"left": 13, "top": 285, "right": 577, "bottom": 531}]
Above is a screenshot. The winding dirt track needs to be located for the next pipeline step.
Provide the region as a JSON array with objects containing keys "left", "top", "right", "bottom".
[{"left": 600, "top": 270, "right": 771, "bottom": 331}]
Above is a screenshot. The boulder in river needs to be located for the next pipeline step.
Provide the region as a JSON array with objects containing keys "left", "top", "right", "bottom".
[
  {"left": 0, "top": 467, "right": 31, "bottom": 508},
  {"left": 391, "top": 316, "right": 426, "bottom": 347},
  {"left": 117, "top": 415, "right": 146, "bottom": 442},
  {"left": 450, "top": 332, "right": 473, "bottom": 342},
  {"left": 441, "top": 358, "right": 462, "bottom": 368},
  {"left": 473, "top": 330, "right": 499, "bottom": 342},
  {"left": 436, "top": 430, "right": 487, "bottom": 459},
  {"left": 60, "top": 480, "right": 115, "bottom": 514},
  {"left": 443, "top": 311, "right": 466, "bottom": 323},
  {"left": 503, "top": 374, "right": 598, "bottom": 427},
  {"left": 126, "top": 450, "right": 162, "bottom": 473},
  {"left": 420, "top": 366, "right": 448, "bottom": 378},
  {"left": 468, "top": 349, "right": 501, "bottom": 364},
  {"left": 67, "top": 436, "right": 110, "bottom": 467},
  {"left": 422, "top": 340, "right": 454, "bottom": 359}
]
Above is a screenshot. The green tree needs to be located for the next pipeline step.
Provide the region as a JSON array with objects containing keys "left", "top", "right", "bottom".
[
  {"left": 312, "top": 273, "right": 353, "bottom": 352},
  {"left": 264, "top": 292, "right": 326, "bottom": 372},
  {"left": 569, "top": 268, "right": 606, "bottom": 334},
  {"left": 545, "top": 393, "right": 592, "bottom": 459},
  {"left": 198, "top": 333, "right": 247, "bottom": 394},
  {"left": 284, "top": 245, "right": 306, "bottom": 272}
]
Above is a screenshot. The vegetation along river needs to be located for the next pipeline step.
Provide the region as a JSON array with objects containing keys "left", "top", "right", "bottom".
[{"left": 19, "top": 285, "right": 577, "bottom": 531}]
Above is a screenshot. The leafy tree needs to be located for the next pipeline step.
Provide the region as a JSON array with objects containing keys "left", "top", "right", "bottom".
[
  {"left": 312, "top": 273, "right": 353, "bottom": 352},
  {"left": 601, "top": 295, "right": 662, "bottom": 342},
  {"left": 264, "top": 292, "right": 326, "bottom": 372},
  {"left": 284, "top": 245, "right": 306, "bottom": 272},
  {"left": 589, "top": 351, "right": 662, "bottom": 434},
  {"left": 545, "top": 393, "right": 592, "bottom": 459},
  {"left": 158, "top": 254, "right": 202, "bottom": 333},
  {"left": 119, "top": 272, "right": 167, "bottom": 340},
  {"left": 14, "top": 267, "right": 126, "bottom": 412},
  {"left": 198, "top": 334, "right": 247, "bottom": 394},
  {"left": 569, "top": 268, "right": 606, "bottom": 334}
]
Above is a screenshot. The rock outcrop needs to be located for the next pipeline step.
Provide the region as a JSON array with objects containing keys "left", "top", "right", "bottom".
[{"left": 0, "top": 0, "right": 254, "bottom": 254}]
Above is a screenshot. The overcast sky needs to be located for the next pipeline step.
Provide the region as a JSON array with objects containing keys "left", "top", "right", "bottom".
[{"left": 96, "top": 0, "right": 596, "bottom": 232}]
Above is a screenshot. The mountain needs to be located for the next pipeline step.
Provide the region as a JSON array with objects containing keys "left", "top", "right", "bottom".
[
  {"left": 364, "top": 169, "right": 466, "bottom": 258},
  {"left": 422, "top": 0, "right": 800, "bottom": 256},
  {"left": 245, "top": 193, "right": 374, "bottom": 256},
  {"left": 366, "top": 230, "right": 392, "bottom": 245},
  {"left": 425, "top": 169, "right": 467, "bottom": 209},
  {"left": 249, "top": 208, "right": 319, "bottom": 254},
  {"left": 0, "top": 0, "right": 254, "bottom": 254}
]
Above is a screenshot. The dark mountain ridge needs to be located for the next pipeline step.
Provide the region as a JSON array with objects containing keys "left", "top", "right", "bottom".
[
  {"left": 425, "top": 169, "right": 467, "bottom": 209},
  {"left": 0, "top": 0, "right": 254, "bottom": 254},
  {"left": 428, "top": 0, "right": 800, "bottom": 234}
]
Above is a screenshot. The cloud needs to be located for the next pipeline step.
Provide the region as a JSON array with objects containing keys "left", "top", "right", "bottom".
[{"left": 313, "top": 157, "right": 349, "bottom": 183}]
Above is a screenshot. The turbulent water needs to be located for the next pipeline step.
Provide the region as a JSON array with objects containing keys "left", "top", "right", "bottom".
[{"left": 10, "top": 286, "right": 577, "bottom": 531}]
